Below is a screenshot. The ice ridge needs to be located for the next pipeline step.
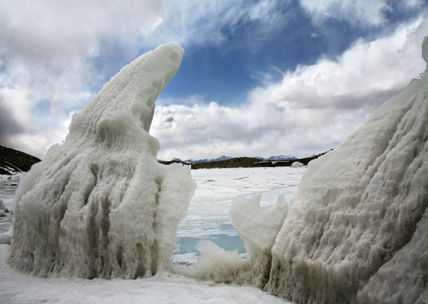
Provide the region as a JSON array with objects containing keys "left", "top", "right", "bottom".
[
  {"left": 264, "top": 37, "right": 428, "bottom": 303},
  {"left": 9, "top": 42, "right": 196, "bottom": 279}
]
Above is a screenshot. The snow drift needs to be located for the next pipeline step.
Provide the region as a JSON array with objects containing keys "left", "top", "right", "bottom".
[
  {"left": 9, "top": 42, "right": 196, "bottom": 279},
  {"left": 264, "top": 37, "right": 428, "bottom": 303}
]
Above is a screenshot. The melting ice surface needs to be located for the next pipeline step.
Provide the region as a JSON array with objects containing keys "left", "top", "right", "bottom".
[
  {"left": 174, "top": 167, "right": 305, "bottom": 264},
  {"left": 0, "top": 168, "right": 305, "bottom": 265}
]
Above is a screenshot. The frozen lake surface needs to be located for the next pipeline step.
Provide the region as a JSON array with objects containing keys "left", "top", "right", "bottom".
[
  {"left": 0, "top": 167, "right": 303, "bottom": 303},
  {"left": 175, "top": 167, "right": 305, "bottom": 263}
]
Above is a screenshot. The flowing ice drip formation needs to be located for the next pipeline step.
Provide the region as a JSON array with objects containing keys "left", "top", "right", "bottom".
[
  {"left": 263, "top": 37, "right": 428, "bottom": 303},
  {"left": 9, "top": 42, "right": 196, "bottom": 279}
]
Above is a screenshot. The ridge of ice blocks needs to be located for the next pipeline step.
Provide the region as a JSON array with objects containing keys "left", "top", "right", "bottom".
[
  {"left": 9, "top": 42, "right": 196, "bottom": 279},
  {"left": 264, "top": 37, "right": 428, "bottom": 303}
]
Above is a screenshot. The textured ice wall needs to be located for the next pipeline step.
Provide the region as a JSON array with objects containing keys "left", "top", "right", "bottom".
[
  {"left": 265, "top": 38, "right": 428, "bottom": 303},
  {"left": 9, "top": 42, "right": 196, "bottom": 279}
]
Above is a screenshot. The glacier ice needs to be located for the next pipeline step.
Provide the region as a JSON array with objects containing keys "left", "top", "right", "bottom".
[
  {"left": 263, "top": 37, "right": 428, "bottom": 303},
  {"left": 9, "top": 42, "right": 196, "bottom": 279}
]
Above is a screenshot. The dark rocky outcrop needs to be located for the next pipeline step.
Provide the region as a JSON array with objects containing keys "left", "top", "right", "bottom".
[{"left": 0, "top": 145, "right": 41, "bottom": 175}]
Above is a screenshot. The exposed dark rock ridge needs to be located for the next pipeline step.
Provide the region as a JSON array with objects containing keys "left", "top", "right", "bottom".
[
  {"left": 1, "top": 143, "right": 327, "bottom": 175},
  {"left": 159, "top": 150, "right": 331, "bottom": 169},
  {"left": 0, "top": 145, "right": 41, "bottom": 175}
]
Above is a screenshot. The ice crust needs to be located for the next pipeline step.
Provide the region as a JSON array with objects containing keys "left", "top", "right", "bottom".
[
  {"left": 263, "top": 38, "right": 428, "bottom": 303},
  {"left": 9, "top": 42, "right": 196, "bottom": 279}
]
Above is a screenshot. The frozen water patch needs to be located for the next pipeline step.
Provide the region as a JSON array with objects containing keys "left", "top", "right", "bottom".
[
  {"left": 172, "top": 167, "right": 305, "bottom": 287},
  {"left": 174, "top": 167, "right": 305, "bottom": 264}
]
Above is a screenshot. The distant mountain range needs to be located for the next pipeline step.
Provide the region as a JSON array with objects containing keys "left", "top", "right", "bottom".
[
  {"left": 265, "top": 154, "right": 297, "bottom": 161},
  {"left": 158, "top": 152, "right": 330, "bottom": 170},
  {"left": 0, "top": 144, "right": 328, "bottom": 174},
  {"left": 169, "top": 154, "right": 297, "bottom": 164}
]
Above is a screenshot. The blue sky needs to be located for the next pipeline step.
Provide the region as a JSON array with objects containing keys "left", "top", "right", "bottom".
[{"left": 1, "top": 0, "right": 428, "bottom": 160}]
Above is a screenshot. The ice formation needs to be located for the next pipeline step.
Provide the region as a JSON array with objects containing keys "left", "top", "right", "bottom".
[
  {"left": 291, "top": 161, "right": 304, "bottom": 168},
  {"left": 229, "top": 193, "right": 288, "bottom": 285},
  {"left": 9, "top": 42, "right": 196, "bottom": 279},
  {"left": 263, "top": 37, "right": 428, "bottom": 303},
  {"left": 174, "top": 38, "right": 428, "bottom": 302},
  {"left": 0, "top": 199, "right": 10, "bottom": 217},
  {"left": 174, "top": 193, "right": 288, "bottom": 286},
  {"left": 231, "top": 193, "right": 288, "bottom": 257}
]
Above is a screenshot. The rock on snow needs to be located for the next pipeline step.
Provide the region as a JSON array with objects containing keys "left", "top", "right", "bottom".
[
  {"left": 264, "top": 37, "right": 428, "bottom": 303},
  {"left": 9, "top": 42, "right": 196, "bottom": 279}
]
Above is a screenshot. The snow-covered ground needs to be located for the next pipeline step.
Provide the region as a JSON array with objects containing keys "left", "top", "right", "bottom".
[{"left": 0, "top": 167, "right": 303, "bottom": 303}]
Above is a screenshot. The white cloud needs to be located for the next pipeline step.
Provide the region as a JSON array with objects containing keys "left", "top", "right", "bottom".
[
  {"left": 0, "top": 88, "right": 70, "bottom": 157},
  {"left": 252, "top": 16, "right": 427, "bottom": 110},
  {"left": 152, "top": 15, "right": 428, "bottom": 160},
  {"left": 301, "top": 0, "right": 388, "bottom": 26},
  {"left": 0, "top": 0, "right": 290, "bottom": 157},
  {"left": 0, "top": 0, "right": 427, "bottom": 159},
  {"left": 300, "top": 0, "right": 425, "bottom": 27}
]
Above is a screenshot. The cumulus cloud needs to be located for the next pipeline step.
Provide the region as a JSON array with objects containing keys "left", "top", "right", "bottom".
[
  {"left": 0, "top": 88, "right": 70, "bottom": 157},
  {"left": 0, "top": 0, "right": 295, "bottom": 157},
  {"left": 0, "top": 98, "right": 24, "bottom": 146},
  {"left": 153, "top": 15, "right": 428, "bottom": 160},
  {"left": 1, "top": 0, "right": 427, "bottom": 159},
  {"left": 252, "top": 16, "right": 427, "bottom": 110}
]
